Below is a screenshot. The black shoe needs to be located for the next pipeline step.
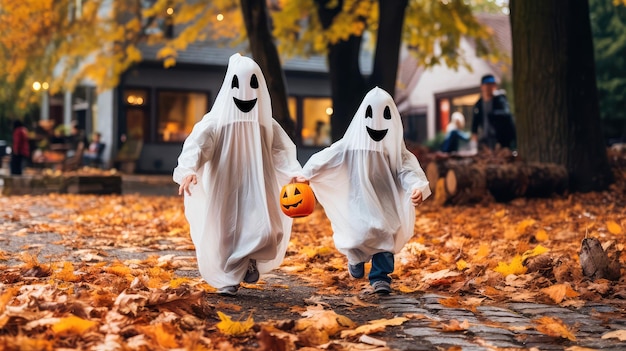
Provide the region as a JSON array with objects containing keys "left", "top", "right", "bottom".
[
  {"left": 348, "top": 262, "right": 365, "bottom": 278},
  {"left": 217, "top": 285, "right": 239, "bottom": 296},
  {"left": 243, "top": 259, "right": 259, "bottom": 283},
  {"left": 372, "top": 280, "right": 391, "bottom": 294}
]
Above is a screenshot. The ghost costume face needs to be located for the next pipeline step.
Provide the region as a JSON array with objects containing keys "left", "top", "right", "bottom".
[
  {"left": 303, "top": 87, "right": 431, "bottom": 265},
  {"left": 173, "top": 53, "right": 302, "bottom": 288}
]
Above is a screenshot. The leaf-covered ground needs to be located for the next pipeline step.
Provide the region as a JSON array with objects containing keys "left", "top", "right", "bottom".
[{"left": 0, "top": 166, "right": 624, "bottom": 350}]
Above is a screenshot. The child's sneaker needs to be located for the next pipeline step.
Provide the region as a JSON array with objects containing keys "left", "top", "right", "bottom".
[
  {"left": 243, "top": 259, "right": 259, "bottom": 283},
  {"left": 348, "top": 262, "right": 365, "bottom": 278},
  {"left": 372, "top": 280, "right": 391, "bottom": 294},
  {"left": 217, "top": 285, "right": 239, "bottom": 296}
]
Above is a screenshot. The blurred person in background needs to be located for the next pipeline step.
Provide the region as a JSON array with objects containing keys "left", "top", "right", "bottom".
[{"left": 10, "top": 120, "right": 30, "bottom": 175}]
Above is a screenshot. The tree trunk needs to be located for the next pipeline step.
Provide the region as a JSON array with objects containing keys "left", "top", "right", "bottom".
[
  {"left": 316, "top": 0, "right": 367, "bottom": 142},
  {"left": 370, "top": 0, "right": 408, "bottom": 96},
  {"left": 509, "top": 0, "right": 613, "bottom": 192},
  {"left": 315, "top": 0, "right": 409, "bottom": 141},
  {"left": 241, "top": 0, "right": 295, "bottom": 138}
]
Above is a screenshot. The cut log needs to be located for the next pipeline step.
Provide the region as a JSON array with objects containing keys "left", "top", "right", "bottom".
[
  {"left": 485, "top": 164, "right": 528, "bottom": 202},
  {"left": 521, "top": 162, "right": 569, "bottom": 197},
  {"left": 445, "top": 164, "right": 488, "bottom": 205},
  {"left": 426, "top": 157, "right": 475, "bottom": 194},
  {"left": 441, "top": 161, "right": 568, "bottom": 205}
]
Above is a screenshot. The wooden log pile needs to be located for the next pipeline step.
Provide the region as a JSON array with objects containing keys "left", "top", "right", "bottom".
[{"left": 424, "top": 150, "right": 569, "bottom": 205}]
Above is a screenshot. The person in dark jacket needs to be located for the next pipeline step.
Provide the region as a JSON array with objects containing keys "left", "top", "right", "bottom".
[
  {"left": 471, "top": 74, "right": 516, "bottom": 150},
  {"left": 10, "top": 120, "right": 30, "bottom": 175}
]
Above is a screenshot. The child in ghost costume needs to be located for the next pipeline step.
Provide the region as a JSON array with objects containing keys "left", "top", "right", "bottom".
[
  {"left": 173, "top": 53, "right": 304, "bottom": 296},
  {"left": 302, "top": 87, "right": 431, "bottom": 294}
]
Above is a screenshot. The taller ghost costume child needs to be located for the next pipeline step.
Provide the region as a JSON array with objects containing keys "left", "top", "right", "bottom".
[
  {"left": 303, "top": 87, "right": 431, "bottom": 294},
  {"left": 173, "top": 53, "right": 303, "bottom": 295}
]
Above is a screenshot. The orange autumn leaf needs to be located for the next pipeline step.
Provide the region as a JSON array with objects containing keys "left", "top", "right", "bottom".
[
  {"left": 606, "top": 221, "right": 623, "bottom": 235},
  {"left": 439, "top": 296, "right": 463, "bottom": 308},
  {"left": 533, "top": 316, "right": 576, "bottom": 341},
  {"left": 340, "top": 317, "right": 408, "bottom": 338},
  {"left": 51, "top": 315, "right": 97, "bottom": 335},
  {"left": 535, "top": 229, "right": 549, "bottom": 241},
  {"left": 138, "top": 323, "right": 180, "bottom": 348},
  {"left": 52, "top": 261, "right": 80, "bottom": 282},
  {"left": 541, "top": 283, "right": 579, "bottom": 304},
  {"left": 441, "top": 319, "right": 470, "bottom": 332}
]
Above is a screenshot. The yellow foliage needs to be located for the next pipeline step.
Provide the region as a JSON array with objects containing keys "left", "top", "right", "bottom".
[
  {"left": 533, "top": 316, "right": 576, "bottom": 341},
  {"left": 456, "top": 259, "right": 468, "bottom": 271},
  {"left": 521, "top": 245, "right": 549, "bottom": 262},
  {"left": 0, "top": 287, "right": 19, "bottom": 314},
  {"left": 473, "top": 243, "right": 490, "bottom": 262},
  {"left": 51, "top": 315, "right": 97, "bottom": 335},
  {"left": 216, "top": 311, "right": 254, "bottom": 336},
  {"left": 606, "top": 220, "right": 623, "bottom": 235},
  {"left": 493, "top": 255, "right": 527, "bottom": 276}
]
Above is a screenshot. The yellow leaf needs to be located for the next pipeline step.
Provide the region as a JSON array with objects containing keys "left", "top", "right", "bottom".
[
  {"left": 601, "top": 329, "right": 626, "bottom": 341},
  {"left": 296, "top": 305, "right": 355, "bottom": 336},
  {"left": 456, "top": 259, "right": 468, "bottom": 271},
  {"left": 517, "top": 218, "right": 536, "bottom": 234},
  {"left": 493, "top": 255, "right": 527, "bottom": 276},
  {"left": 473, "top": 243, "right": 490, "bottom": 261},
  {"left": 606, "top": 221, "right": 622, "bottom": 235},
  {"left": 51, "top": 315, "right": 97, "bottom": 335},
  {"left": 53, "top": 261, "right": 79, "bottom": 282},
  {"left": 340, "top": 317, "right": 408, "bottom": 338},
  {"left": 535, "top": 229, "right": 549, "bottom": 242},
  {"left": 533, "top": 316, "right": 576, "bottom": 341},
  {"left": 138, "top": 323, "right": 179, "bottom": 348},
  {"left": 541, "top": 283, "right": 579, "bottom": 304},
  {"left": 522, "top": 245, "right": 550, "bottom": 262},
  {"left": 216, "top": 311, "right": 254, "bottom": 336}
]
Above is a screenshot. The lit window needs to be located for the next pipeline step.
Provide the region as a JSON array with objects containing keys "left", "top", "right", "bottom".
[
  {"left": 157, "top": 91, "right": 208, "bottom": 142},
  {"left": 301, "top": 97, "right": 332, "bottom": 146}
]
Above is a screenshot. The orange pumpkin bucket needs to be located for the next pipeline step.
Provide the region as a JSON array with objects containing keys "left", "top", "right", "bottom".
[{"left": 279, "top": 182, "right": 315, "bottom": 218}]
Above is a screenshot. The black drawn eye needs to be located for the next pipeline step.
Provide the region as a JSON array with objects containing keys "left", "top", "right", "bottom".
[
  {"left": 365, "top": 105, "right": 372, "bottom": 119},
  {"left": 250, "top": 74, "right": 259, "bottom": 89},
  {"left": 384, "top": 106, "right": 391, "bottom": 120},
  {"left": 294, "top": 188, "right": 301, "bottom": 195},
  {"left": 231, "top": 75, "right": 239, "bottom": 89}
]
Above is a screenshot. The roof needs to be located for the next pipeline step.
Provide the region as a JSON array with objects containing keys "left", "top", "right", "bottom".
[{"left": 139, "top": 39, "right": 374, "bottom": 75}]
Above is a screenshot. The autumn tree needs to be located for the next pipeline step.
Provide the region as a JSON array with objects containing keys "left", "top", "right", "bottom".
[
  {"left": 273, "top": 0, "right": 497, "bottom": 141},
  {"left": 509, "top": 0, "right": 613, "bottom": 192}
]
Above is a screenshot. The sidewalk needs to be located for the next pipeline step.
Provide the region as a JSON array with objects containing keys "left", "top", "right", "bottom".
[{"left": 121, "top": 173, "right": 178, "bottom": 196}]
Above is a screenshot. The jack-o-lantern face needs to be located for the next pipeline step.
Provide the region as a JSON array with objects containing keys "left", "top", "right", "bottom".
[
  {"left": 280, "top": 182, "right": 315, "bottom": 218},
  {"left": 365, "top": 104, "right": 392, "bottom": 142}
]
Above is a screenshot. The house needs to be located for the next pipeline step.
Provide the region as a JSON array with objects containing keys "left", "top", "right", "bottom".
[
  {"left": 395, "top": 13, "right": 512, "bottom": 143},
  {"left": 39, "top": 13, "right": 510, "bottom": 173}
]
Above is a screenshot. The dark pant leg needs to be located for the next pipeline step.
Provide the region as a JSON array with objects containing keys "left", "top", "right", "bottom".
[
  {"left": 10, "top": 155, "right": 23, "bottom": 175},
  {"left": 369, "top": 252, "right": 394, "bottom": 284}
]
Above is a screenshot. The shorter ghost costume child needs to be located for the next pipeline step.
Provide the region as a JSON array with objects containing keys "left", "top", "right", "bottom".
[
  {"left": 303, "top": 87, "right": 431, "bottom": 292},
  {"left": 173, "top": 53, "right": 303, "bottom": 293}
]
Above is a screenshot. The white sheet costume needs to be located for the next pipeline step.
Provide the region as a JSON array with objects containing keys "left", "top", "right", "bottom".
[
  {"left": 173, "top": 53, "right": 302, "bottom": 289},
  {"left": 303, "top": 87, "right": 431, "bottom": 266}
]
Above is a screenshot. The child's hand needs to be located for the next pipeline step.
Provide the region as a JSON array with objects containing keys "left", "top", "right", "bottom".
[
  {"left": 179, "top": 174, "right": 197, "bottom": 196},
  {"left": 411, "top": 189, "right": 423, "bottom": 207},
  {"left": 292, "top": 176, "right": 309, "bottom": 184}
]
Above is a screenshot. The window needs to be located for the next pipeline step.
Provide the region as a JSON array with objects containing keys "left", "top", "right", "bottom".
[
  {"left": 157, "top": 91, "right": 208, "bottom": 142},
  {"left": 123, "top": 89, "right": 149, "bottom": 141},
  {"left": 300, "top": 97, "right": 332, "bottom": 147}
]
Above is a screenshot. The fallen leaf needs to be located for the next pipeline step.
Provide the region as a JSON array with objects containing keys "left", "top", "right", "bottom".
[
  {"left": 421, "top": 269, "right": 461, "bottom": 281},
  {"left": 601, "top": 329, "right": 626, "bottom": 341},
  {"left": 541, "top": 283, "right": 579, "bottom": 304},
  {"left": 340, "top": 317, "right": 408, "bottom": 338},
  {"left": 216, "top": 311, "right": 254, "bottom": 336},
  {"left": 606, "top": 221, "right": 622, "bottom": 235},
  {"left": 533, "top": 316, "right": 576, "bottom": 341},
  {"left": 535, "top": 229, "right": 549, "bottom": 241},
  {"left": 51, "top": 315, "right": 97, "bottom": 335},
  {"left": 494, "top": 255, "right": 527, "bottom": 276},
  {"left": 441, "top": 319, "right": 470, "bottom": 332}
]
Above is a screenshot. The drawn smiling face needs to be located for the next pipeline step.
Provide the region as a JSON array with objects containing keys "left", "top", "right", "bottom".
[
  {"left": 231, "top": 72, "right": 259, "bottom": 113},
  {"left": 365, "top": 104, "right": 392, "bottom": 142}
]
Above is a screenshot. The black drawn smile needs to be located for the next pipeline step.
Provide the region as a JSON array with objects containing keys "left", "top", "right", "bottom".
[
  {"left": 366, "top": 126, "right": 388, "bottom": 142},
  {"left": 233, "top": 97, "right": 257, "bottom": 113}
]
